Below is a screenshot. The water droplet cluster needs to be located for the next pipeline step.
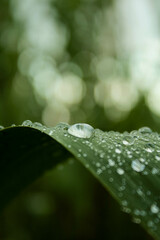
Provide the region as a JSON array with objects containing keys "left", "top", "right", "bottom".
[
  {"left": 53, "top": 124, "right": 160, "bottom": 236},
  {"left": 5, "top": 122, "right": 160, "bottom": 237}
]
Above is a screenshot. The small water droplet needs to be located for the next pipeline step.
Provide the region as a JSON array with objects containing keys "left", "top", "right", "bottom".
[
  {"left": 96, "top": 162, "right": 101, "bottom": 167},
  {"left": 122, "top": 207, "right": 131, "bottom": 213},
  {"left": 85, "top": 164, "right": 89, "bottom": 168},
  {"left": 97, "top": 168, "right": 102, "bottom": 175},
  {"left": 148, "top": 221, "right": 154, "bottom": 227},
  {"left": 137, "top": 188, "right": 143, "bottom": 196},
  {"left": 108, "top": 159, "right": 115, "bottom": 166},
  {"left": 22, "top": 120, "right": 33, "bottom": 126},
  {"left": 115, "top": 148, "right": 122, "bottom": 154},
  {"left": 152, "top": 168, "right": 158, "bottom": 175},
  {"left": 134, "top": 209, "right": 140, "bottom": 216},
  {"left": 83, "top": 153, "right": 87, "bottom": 157},
  {"left": 117, "top": 168, "right": 124, "bottom": 175},
  {"left": 133, "top": 217, "right": 141, "bottom": 224},
  {"left": 145, "top": 143, "right": 155, "bottom": 153},
  {"left": 68, "top": 123, "right": 94, "bottom": 138},
  {"left": 49, "top": 130, "right": 53, "bottom": 136},
  {"left": 147, "top": 191, "right": 151, "bottom": 196},
  {"left": 122, "top": 200, "right": 128, "bottom": 206},
  {"left": 100, "top": 153, "right": 105, "bottom": 158},
  {"left": 102, "top": 166, "right": 106, "bottom": 170},
  {"left": 151, "top": 204, "right": 159, "bottom": 214},
  {"left": 122, "top": 136, "right": 135, "bottom": 145},
  {"left": 34, "top": 122, "right": 43, "bottom": 127},
  {"left": 0, "top": 125, "right": 4, "bottom": 130},
  {"left": 131, "top": 160, "right": 145, "bottom": 172},
  {"left": 155, "top": 155, "right": 160, "bottom": 161},
  {"left": 139, "top": 158, "right": 145, "bottom": 163}
]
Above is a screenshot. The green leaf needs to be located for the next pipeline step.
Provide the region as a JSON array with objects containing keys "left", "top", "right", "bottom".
[{"left": 0, "top": 122, "right": 160, "bottom": 239}]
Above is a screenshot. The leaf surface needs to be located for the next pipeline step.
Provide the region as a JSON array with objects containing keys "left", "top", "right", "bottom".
[{"left": 0, "top": 123, "right": 160, "bottom": 239}]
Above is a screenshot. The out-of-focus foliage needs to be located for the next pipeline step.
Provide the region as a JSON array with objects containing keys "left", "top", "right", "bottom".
[{"left": 0, "top": 0, "right": 159, "bottom": 239}]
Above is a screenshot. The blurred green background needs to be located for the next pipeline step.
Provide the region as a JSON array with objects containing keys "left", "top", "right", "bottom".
[{"left": 0, "top": 0, "right": 160, "bottom": 239}]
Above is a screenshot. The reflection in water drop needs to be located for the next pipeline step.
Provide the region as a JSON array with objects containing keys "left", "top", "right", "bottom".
[{"left": 68, "top": 123, "right": 94, "bottom": 138}]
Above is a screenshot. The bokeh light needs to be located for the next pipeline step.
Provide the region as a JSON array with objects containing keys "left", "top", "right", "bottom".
[{"left": 0, "top": 0, "right": 160, "bottom": 239}]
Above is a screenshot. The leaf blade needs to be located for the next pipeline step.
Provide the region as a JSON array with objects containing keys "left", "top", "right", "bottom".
[{"left": 0, "top": 123, "right": 160, "bottom": 239}]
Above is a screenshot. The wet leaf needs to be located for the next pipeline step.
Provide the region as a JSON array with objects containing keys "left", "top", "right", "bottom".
[{"left": 1, "top": 122, "right": 160, "bottom": 239}]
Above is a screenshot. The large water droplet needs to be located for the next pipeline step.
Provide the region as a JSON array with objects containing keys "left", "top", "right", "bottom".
[
  {"left": 68, "top": 123, "right": 94, "bottom": 138},
  {"left": 22, "top": 120, "right": 33, "bottom": 126},
  {"left": 139, "top": 127, "right": 152, "bottom": 134},
  {"left": 131, "top": 160, "right": 145, "bottom": 172}
]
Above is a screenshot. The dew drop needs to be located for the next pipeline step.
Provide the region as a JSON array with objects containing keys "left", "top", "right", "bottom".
[
  {"left": 122, "top": 140, "right": 129, "bottom": 146},
  {"left": 100, "top": 153, "right": 105, "bottom": 158},
  {"left": 137, "top": 188, "right": 143, "bottom": 196},
  {"left": 131, "top": 160, "right": 145, "bottom": 172},
  {"left": 152, "top": 168, "right": 158, "bottom": 175},
  {"left": 115, "top": 148, "right": 122, "bottom": 154},
  {"left": 133, "top": 217, "right": 141, "bottom": 224},
  {"left": 85, "top": 164, "right": 89, "bottom": 168},
  {"left": 109, "top": 177, "right": 113, "bottom": 182},
  {"left": 122, "top": 136, "right": 135, "bottom": 145},
  {"left": 96, "top": 162, "right": 101, "bottom": 167},
  {"left": 145, "top": 146, "right": 154, "bottom": 153},
  {"left": 151, "top": 204, "right": 159, "bottom": 214},
  {"left": 155, "top": 155, "right": 160, "bottom": 161},
  {"left": 139, "top": 158, "right": 145, "bottom": 163},
  {"left": 22, "top": 120, "right": 33, "bottom": 126},
  {"left": 139, "top": 127, "right": 152, "bottom": 134},
  {"left": 49, "top": 130, "right": 53, "bottom": 136},
  {"left": 122, "top": 200, "right": 128, "bottom": 206},
  {"left": 34, "top": 122, "right": 43, "bottom": 127},
  {"left": 0, "top": 125, "right": 4, "bottom": 130},
  {"left": 68, "top": 123, "right": 94, "bottom": 138},
  {"left": 117, "top": 168, "right": 124, "bottom": 175},
  {"left": 108, "top": 159, "right": 115, "bottom": 166},
  {"left": 97, "top": 168, "right": 102, "bottom": 175},
  {"left": 148, "top": 221, "right": 154, "bottom": 227}
]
